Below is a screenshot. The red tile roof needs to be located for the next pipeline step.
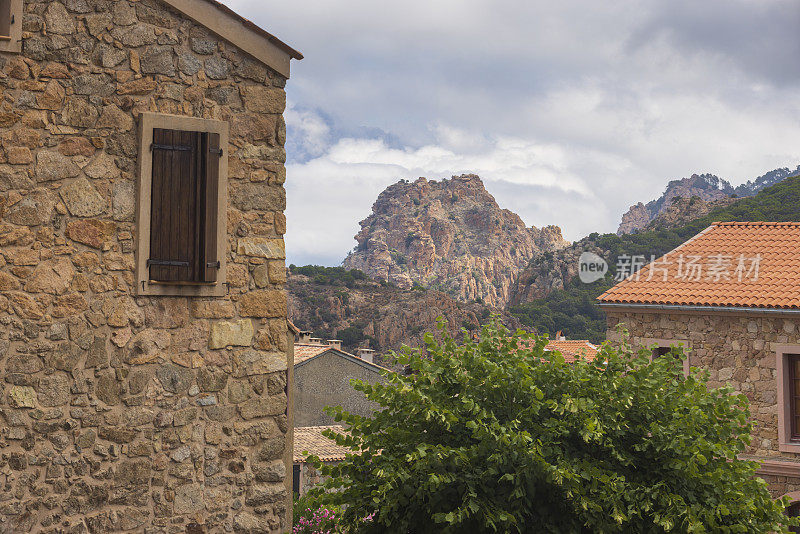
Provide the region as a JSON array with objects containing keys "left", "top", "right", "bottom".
[
  {"left": 294, "top": 426, "right": 350, "bottom": 463},
  {"left": 516, "top": 339, "right": 599, "bottom": 363},
  {"left": 545, "top": 340, "right": 600, "bottom": 363},
  {"left": 598, "top": 222, "right": 800, "bottom": 309},
  {"left": 294, "top": 344, "right": 333, "bottom": 364}
]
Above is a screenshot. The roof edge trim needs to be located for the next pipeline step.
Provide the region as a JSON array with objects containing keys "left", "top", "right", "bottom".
[
  {"left": 294, "top": 348, "right": 390, "bottom": 373},
  {"left": 599, "top": 302, "right": 800, "bottom": 315},
  {"left": 162, "top": 0, "right": 302, "bottom": 79}
]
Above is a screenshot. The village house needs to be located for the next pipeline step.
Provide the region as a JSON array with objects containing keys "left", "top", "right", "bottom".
[
  {"left": 0, "top": 0, "right": 301, "bottom": 532},
  {"left": 293, "top": 331, "right": 386, "bottom": 427},
  {"left": 598, "top": 221, "right": 800, "bottom": 506}
]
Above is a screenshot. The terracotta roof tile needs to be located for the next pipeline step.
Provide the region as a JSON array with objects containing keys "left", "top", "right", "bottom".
[
  {"left": 294, "top": 426, "right": 350, "bottom": 463},
  {"left": 545, "top": 340, "right": 600, "bottom": 363},
  {"left": 294, "top": 344, "right": 333, "bottom": 364},
  {"left": 517, "top": 339, "right": 599, "bottom": 363},
  {"left": 598, "top": 222, "right": 800, "bottom": 309}
]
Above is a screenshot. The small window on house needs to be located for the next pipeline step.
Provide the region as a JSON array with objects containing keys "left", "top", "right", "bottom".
[
  {"left": 136, "top": 113, "right": 228, "bottom": 297},
  {"left": 788, "top": 355, "right": 800, "bottom": 443},
  {"left": 652, "top": 346, "right": 673, "bottom": 358},
  {"left": 651, "top": 343, "right": 690, "bottom": 376}
]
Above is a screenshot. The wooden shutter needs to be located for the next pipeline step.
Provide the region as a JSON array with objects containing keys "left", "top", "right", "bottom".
[
  {"left": 149, "top": 129, "right": 221, "bottom": 284},
  {"left": 149, "top": 128, "right": 201, "bottom": 282},
  {"left": 201, "top": 133, "right": 221, "bottom": 283}
]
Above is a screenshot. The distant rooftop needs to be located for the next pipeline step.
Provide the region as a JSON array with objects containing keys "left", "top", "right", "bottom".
[
  {"left": 545, "top": 340, "right": 600, "bottom": 363},
  {"left": 294, "top": 426, "right": 350, "bottom": 463}
]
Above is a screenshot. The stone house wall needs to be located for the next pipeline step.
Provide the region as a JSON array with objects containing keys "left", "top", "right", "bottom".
[
  {"left": 294, "top": 461, "right": 336, "bottom": 497},
  {"left": 294, "top": 352, "right": 384, "bottom": 428},
  {"left": 0, "top": 0, "right": 291, "bottom": 532},
  {"left": 606, "top": 309, "right": 800, "bottom": 498}
]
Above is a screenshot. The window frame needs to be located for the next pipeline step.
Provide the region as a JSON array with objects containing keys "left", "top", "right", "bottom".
[
  {"left": 777, "top": 345, "right": 800, "bottom": 453},
  {"left": 0, "top": 0, "right": 22, "bottom": 54},
  {"left": 135, "top": 112, "right": 229, "bottom": 297}
]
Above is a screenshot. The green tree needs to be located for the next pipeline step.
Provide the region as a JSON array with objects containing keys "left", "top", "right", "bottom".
[{"left": 308, "top": 320, "right": 793, "bottom": 533}]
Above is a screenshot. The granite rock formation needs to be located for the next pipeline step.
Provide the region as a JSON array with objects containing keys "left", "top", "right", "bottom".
[{"left": 342, "top": 175, "right": 569, "bottom": 308}]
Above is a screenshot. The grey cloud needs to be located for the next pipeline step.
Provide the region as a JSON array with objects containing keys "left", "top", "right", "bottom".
[{"left": 629, "top": 0, "right": 800, "bottom": 87}]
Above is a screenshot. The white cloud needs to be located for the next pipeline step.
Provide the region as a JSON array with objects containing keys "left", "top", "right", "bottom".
[
  {"left": 285, "top": 110, "right": 627, "bottom": 265},
  {"left": 224, "top": 0, "right": 800, "bottom": 266},
  {"left": 284, "top": 103, "right": 332, "bottom": 159}
]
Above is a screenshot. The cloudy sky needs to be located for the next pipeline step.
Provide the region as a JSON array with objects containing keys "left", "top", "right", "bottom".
[{"left": 226, "top": 0, "right": 800, "bottom": 266}]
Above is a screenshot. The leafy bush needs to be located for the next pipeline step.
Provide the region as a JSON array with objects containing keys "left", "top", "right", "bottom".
[{"left": 309, "top": 319, "right": 794, "bottom": 533}]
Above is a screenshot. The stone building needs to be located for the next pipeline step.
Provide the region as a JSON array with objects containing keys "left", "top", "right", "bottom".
[
  {"left": 598, "top": 222, "right": 800, "bottom": 503},
  {"left": 0, "top": 0, "right": 301, "bottom": 532},
  {"left": 293, "top": 333, "right": 386, "bottom": 428}
]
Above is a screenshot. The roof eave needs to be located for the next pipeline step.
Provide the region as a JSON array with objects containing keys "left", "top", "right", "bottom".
[
  {"left": 599, "top": 302, "right": 800, "bottom": 315},
  {"left": 294, "top": 348, "right": 391, "bottom": 373},
  {"left": 162, "top": 0, "right": 302, "bottom": 79}
]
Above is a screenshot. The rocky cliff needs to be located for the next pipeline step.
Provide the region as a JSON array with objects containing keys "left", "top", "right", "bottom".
[
  {"left": 287, "top": 268, "right": 520, "bottom": 363},
  {"left": 617, "top": 166, "right": 800, "bottom": 234},
  {"left": 342, "top": 175, "right": 569, "bottom": 308},
  {"left": 617, "top": 174, "right": 734, "bottom": 234}
]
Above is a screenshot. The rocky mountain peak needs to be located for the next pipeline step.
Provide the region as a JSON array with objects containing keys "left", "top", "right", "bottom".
[
  {"left": 618, "top": 173, "right": 735, "bottom": 234},
  {"left": 343, "top": 174, "right": 569, "bottom": 308},
  {"left": 617, "top": 166, "right": 800, "bottom": 235}
]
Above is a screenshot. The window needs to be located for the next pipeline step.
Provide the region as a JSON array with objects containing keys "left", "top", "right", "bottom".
[
  {"left": 790, "top": 355, "right": 800, "bottom": 443},
  {"left": 640, "top": 338, "right": 691, "bottom": 376},
  {"left": 149, "top": 129, "right": 220, "bottom": 283},
  {"left": 0, "top": 0, "right": 21, "bottom": 53},
  {"left": 652, "top": 346, "right": 673, "bottom": 358},
  {"left": 776, "top": 346, "right": 800, "bottom": 453},
  {"left": 293, "top": 464, "right": 301, "bottom": 495},
  {"left": 136, "top": 113, "right": 229, "bottom": 297}
]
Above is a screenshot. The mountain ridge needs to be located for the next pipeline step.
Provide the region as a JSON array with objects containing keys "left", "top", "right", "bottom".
[{"left": 617, "top": 166, "right": 800, "bottom": 234}]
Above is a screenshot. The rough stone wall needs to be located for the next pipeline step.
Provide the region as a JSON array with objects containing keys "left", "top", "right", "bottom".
[
  {"left": 606, "top": 311, "right": 800, "bottom": 494},
  {"left": 0, "top": 0, "right": 290, "bottom": 532},
  {"left": 294, "top": 353, "right": 383, "bottom": 428}
]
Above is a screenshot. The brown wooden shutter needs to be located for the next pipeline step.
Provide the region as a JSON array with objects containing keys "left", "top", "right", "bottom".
[
  {"left": 201, "top": 132, "right": 221, "bottom": 283},
  {"left": 149, "top": 128, "right": 201, "bottom": 283}
]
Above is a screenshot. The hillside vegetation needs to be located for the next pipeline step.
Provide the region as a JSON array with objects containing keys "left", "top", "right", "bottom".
[
  {"left": 509, "top": 175, "right": 800, "bottom": 343},
  {"left": 287, "top": 265, "right": 519, "bottom": 361}
]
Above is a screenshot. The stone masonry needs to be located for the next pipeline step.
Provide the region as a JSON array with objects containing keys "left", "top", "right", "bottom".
[
  {"left": 606, "top": 310, "right": 800, "bottom": 498},
  {"left": 0, "top": 0, "right": 294, "bottom": 532}
]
